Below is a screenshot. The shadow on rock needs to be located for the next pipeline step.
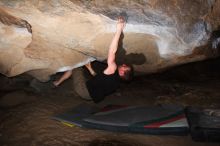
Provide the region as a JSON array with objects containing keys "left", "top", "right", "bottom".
[{"left": 116, "top": 33, "right": 147, "bottom": 66}]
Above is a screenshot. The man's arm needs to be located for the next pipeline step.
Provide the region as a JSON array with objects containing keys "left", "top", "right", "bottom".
[
  {"left": 85, "top": 62, "right": 96, "bottom": 76},
  {"left": 104, "top": 17, "right": 125, "bottom": 75}
]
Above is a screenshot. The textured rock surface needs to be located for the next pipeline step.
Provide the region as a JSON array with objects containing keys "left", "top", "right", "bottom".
[
  {"left": 0, "top": 90, "right": 36, "bottom": 108},
  {"left": 0, "top": 0, "right": 220, "bottom": 81}
]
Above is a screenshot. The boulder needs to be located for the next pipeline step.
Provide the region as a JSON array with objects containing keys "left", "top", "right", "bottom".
[
  {"left": 0, "top": 0, "right": 219, "bottom": 81},
  {"left": 0, "top": 90, "right": 36, "bottom": 108}
]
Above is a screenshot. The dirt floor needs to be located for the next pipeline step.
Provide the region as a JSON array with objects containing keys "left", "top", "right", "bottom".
[{"left": 0, "top": 59, "right": 220, "bottom": 146}]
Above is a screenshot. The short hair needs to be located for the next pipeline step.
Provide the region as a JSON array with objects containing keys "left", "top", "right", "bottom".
[{"left": 120, "top": 65, "right": 133, "bottom": 82}]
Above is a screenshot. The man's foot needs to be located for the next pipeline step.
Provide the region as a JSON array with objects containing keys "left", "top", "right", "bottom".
[{"left": 53, "top": 81, "right": 59, "bottom": 87}]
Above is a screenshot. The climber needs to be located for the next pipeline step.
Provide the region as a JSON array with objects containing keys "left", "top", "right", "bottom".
[
  {"left": 84, "top": 16, "right": 133, "bottom": 103},
  {"left": 54, "top": 17, "right": 133, "bottom": 103}
]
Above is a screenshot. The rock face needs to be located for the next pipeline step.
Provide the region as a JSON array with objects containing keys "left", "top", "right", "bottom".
[
  {"left": 0, "top": 0, "right": 220, "bottom": 81},
  {"left": 0, "top": 90, "right": 36, "bottom": 108}
]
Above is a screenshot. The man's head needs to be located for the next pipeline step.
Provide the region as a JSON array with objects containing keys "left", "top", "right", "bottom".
[{"left": 118, "top": 64, "right": 133, "bottom": 81}]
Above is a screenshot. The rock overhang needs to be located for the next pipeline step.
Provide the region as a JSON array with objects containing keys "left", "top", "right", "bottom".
[{"left": 0, "top": 0, "right": 219, "bottom": 81}]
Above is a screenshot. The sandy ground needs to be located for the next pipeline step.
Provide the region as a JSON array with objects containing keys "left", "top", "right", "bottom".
[{"left": 0, "top": 60, "right": 220, "bottom": 146}]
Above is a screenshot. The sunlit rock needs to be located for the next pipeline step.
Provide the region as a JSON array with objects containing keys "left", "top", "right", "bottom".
[{"left": 0, "top": 0, "right": 219, "bottom": 81}]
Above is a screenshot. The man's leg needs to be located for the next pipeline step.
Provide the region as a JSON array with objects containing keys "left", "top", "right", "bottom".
[{"left": 53, "top": 70, "right": 72, "bottom": 87}]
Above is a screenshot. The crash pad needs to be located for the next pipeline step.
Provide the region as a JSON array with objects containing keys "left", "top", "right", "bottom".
[{"left": 52, "top": 104, "right": 189, "bottom": 135}]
